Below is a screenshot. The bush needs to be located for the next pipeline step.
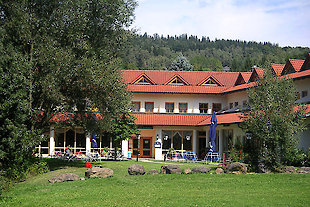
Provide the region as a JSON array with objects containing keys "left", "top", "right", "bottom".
[
  {"left": 26, "top": 161, "right": 49, "bottom": 177},
  {"left": 284, "top": 148, "right": 309, "bottom": 167},
  {"left": 0, "top": 173, "right": 10, "bottom": 198}
]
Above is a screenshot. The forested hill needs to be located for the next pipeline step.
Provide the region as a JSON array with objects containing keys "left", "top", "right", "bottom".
[{"left": 120, "top": 33, "right": 309, "bottom": 72}]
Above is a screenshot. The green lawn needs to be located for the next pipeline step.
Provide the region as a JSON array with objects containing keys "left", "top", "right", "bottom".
[{"left": 1, "top": 159, "right": 309, "bottom": 207}]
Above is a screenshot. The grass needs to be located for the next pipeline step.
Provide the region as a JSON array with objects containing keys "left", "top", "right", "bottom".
[{"left": 0, "top": 159, "right": 309, "bottom": 207}]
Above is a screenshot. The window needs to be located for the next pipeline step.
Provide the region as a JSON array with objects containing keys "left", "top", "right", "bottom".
[
  {"left": 132, "top": 102, "right": 140, "bottom": 112},
  {"left": 302, "top": 90, "right": 308, "bottom": 98},
  {"left": 234, "top": 102, "right": 239, "bottom": 107},
  {"left": 212, "top": 103, "right": 222, "bottom": 112},
  {"left": 162, "top": 130, "right": 192, "bottom": 150},
  {"left": 229, "top": 103, "right": 233, "bottom": 109},
  {"left": 179, "top": 103, "right": 188, "bottom": 113},
  {"left": 134, "top": 75, "right": 153, "bottom": 85},
  {"left": 165, "top": 102, "right": 174, "bottom": 113},
  {"left": 167, "top": 76, "right": 187, "bottom": 85},
  {"left": 199, "top": 103, "right": 208, "bottom": 113},
  {"left": 145, "top": 102, "right": 154, "bottom": 113}
]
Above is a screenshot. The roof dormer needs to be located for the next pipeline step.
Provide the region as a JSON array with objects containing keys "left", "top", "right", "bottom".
[
  {"left": 198, "top": 75, "right": 222, "bottom": 86},
  {"left": 132, "top": 74, "right": 155, "bottom": 85},
  {"left": 234, "top": 73, "right": 246, "bottom": 86},
  {"left": 165, "top": 75, "right": 189, "bottom": 86}
]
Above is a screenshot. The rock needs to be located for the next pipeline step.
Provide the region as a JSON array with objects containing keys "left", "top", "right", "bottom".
[
  {"left": 282, "top": 166, "right": 295, "bottom": 174},
  {"left": 216, "top": 168, "right": 224, "bottom": 174},
  {"left": 85, "top": 167, "right": 114, "bottom": 178},
  {"left": 192, "top": 166, "right": 211, "bottom": 173},
  {"left": 224, "top": 162, "right": 248, "bottom": 174},
  {"left": 184, "top": 168, "right": 192, "bottom": 174},
  {"left": 258, "top": 163, "right": 271, "bottom": 173},
  {"left": 128, "top": 164, "right": 145, "bottom": 175},
  {"left": 48, "top": 173, "right": 79, "bottom": 184},
  {"left": 297, "top": 167, "right": 310, "bottom": 173},
  {"left": 148, "top": 169, "right": 159, "bottom": 175},
  {"left": 160, "top": 165, "right": 182, "bottom": 174}
]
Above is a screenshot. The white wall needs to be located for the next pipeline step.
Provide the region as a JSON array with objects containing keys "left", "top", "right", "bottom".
[
  {"left": 226, "top": 91, "right": 249, "bottom": 109},
  {"left": 132, "top": 93, "right": 226, "bottom": 114},
  {"left": 294, "top": 78, "right": 310, "bottom": 96}
]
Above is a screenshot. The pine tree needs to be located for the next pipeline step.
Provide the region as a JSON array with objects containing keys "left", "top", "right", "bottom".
[{"left": 168, "top": 54, "right": 193, "bottom": 71}]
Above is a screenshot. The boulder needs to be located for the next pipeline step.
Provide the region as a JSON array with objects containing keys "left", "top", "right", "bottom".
[
  {"left": 128, "top": 164, "right": 145, "bottom": 175},
  {"left": 192, "top": 166, "right": 211, "bottom": 174},
  {"left": 184, "top": 168, "right": 192, "bottom": 174},
  {"left": 85, "top": 167, "right": 114, "bottom": 178},
  {"left": 297, "top": 167, "right": 310, "bottom": 174},
  {"left": 48, "top": 173, "right": 79, "bottom": 184},
  {"left": 148, "top": 169, "right": 159, "bottom": 175},
  {"left": 224, "top": 162, "right": 248, "bottom": 174},
  {"left": 216, "top": 168, "right": 224, "bottom": 174},
  {"left": 281, "top": 166, "right": 295, "bottom": 174},
  {"left": 160, "top": 165, "right": 182, "bottom": 174},
  {"left": 258, "top": 163, "right": 271, "bottom": 174}
]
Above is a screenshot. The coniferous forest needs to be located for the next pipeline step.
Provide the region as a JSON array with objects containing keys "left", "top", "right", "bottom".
[{"left": 121, "top": 33, "right": 309, "bottom": 72}]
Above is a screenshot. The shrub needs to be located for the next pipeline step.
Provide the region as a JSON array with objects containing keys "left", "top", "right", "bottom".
[
  {"left": 26, "top": 161, "right": 49, "bottom": 178},
  {"left": 284, "top": 148, "right": 309, "bottom": 167}
]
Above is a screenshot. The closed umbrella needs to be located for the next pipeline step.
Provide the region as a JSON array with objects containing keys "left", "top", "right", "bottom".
[
  {"left": 209, "top": 112, "right": 217, "bottom": 152},
  {"left": 91, "top": 132, "right": 98, "bottom": 149}
]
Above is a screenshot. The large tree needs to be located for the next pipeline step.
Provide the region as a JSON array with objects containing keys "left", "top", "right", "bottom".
[
  {"left": 0, "top": 0, "right": 137, "bottom": 178},
  {"left": 241, "top": 69, "right": 306, "bottom": 172},
  {"left": 168, "top": 54, "right": 193, "bottom": 71}
]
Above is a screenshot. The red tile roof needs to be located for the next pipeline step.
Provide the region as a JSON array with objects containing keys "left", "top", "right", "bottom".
[
  {"left": 289, "top": 59, "right": 304, "bottom": 72},
  {"left": 301, "top": 53, "right": 310, "bottom": 71},
  {"left": 223, "top": 82, "right": 256, "bottom": 93},
  {"left": 282, "top": 69, "right": 310, "bottom": 80},
  {"left": 122, "top": 70, "right": 239, "bottom": 87},
  {"left": 248, "top": 68, "right": 265, "bottom": 82},
  {"left": 241, "top": 72, "right": 252, "bottom": 83},
  {"left": 271, "top": 64, "right": 285, "bottom": 76},
  {"left": 132, "top": 113, "right": 243, "bottom": 126},
  {"left": 132, "top": 113, "right": 208, "bottom": 126},
  {"left": 127, "top": 84, "right": 228, "bottom": 94}
]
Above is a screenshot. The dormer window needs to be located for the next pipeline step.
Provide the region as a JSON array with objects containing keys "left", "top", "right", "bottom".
[
  {"left": 170, "top": 77, "right": 184, "bottom": 85},
  {"left": 166, "top": 75, "right": 188, "bottom": 86},
  {"left": 199, "top": 76, "right": 222, "bottom": 86},
  {"left": 201, "top": 79, "right": 218, "bottom": 86},
  {"left": 135, "top": 76, "right": 152, "bottom": 85}
]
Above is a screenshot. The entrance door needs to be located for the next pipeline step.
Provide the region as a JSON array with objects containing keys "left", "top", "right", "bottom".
[{"left": 133, "top": 137, "right": 152, "bottom": 158}]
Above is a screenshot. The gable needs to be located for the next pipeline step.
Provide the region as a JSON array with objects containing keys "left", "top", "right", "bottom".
[
  {"left": 301, "top": 53, "right": 310, "bottom": 71},
  {"left": 234, "top": 73, "right": 245, "bottom": 86},
  {"left": 132, "top": 74, "right": 155, "bottom": 85},
  {"left": 198, "top": 76, "right": 222, "bottom": 86},
  {"left": 165, "top": 75, "right": 189, "bottom": 85},
  {"left": 282, "top": 59, "right": 305, "bottom": 75},
  {"left": 271, "top": 64, "right": 285, "bottom": 76}
]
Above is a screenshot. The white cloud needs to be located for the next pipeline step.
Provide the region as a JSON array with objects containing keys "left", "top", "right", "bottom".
[{"left": 133, "top": 0, "right": 310, "bottom": 47}]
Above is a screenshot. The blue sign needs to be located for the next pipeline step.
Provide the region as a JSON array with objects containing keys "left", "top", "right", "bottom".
[{"left": 154, "top": 141, "right": 161, "bottom": 148}]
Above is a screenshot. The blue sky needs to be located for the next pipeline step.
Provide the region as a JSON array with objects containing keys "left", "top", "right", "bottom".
[{"left": 132, "top": 0, "right": 310, "bottom": 47}]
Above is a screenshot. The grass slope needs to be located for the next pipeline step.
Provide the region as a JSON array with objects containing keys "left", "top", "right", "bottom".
[{"left": 1, "top": 160, "right": 309, "bottom": 207}]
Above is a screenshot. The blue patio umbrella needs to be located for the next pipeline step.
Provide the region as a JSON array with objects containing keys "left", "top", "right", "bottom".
[
  {"left": 209, "top": 112, "right": 217, "bottom": 152},
  {"left": 91, "top": 132, "right": 98, "bottom": 148}
]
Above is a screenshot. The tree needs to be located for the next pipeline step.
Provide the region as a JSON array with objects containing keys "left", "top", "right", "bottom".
[
  {"left": 190, "top": 56, "right": 223, "bottom": 71},
  {"left": 0, "top": 0, "right": 137, "bottom": 178},
  {"left": 168, "top": 54, "right": 193, "bottom": 71},
  {"left": 108, "top": 112, "right": 140, "bottom": 160},
  {"left": 241, "top": 69, "right": 306, "bottom": 172},
  {"left": 0, "top": 41, "right": 41, "bottom": 179}
]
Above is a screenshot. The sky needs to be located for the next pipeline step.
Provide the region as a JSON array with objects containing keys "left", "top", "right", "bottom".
[{"left": 132, "top": 0, "right": 310, "bottom": 47}]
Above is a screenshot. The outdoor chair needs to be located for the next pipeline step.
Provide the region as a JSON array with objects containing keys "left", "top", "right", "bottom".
[{"left": 203, "top": 152, "right": 222, "bottom": 163}]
